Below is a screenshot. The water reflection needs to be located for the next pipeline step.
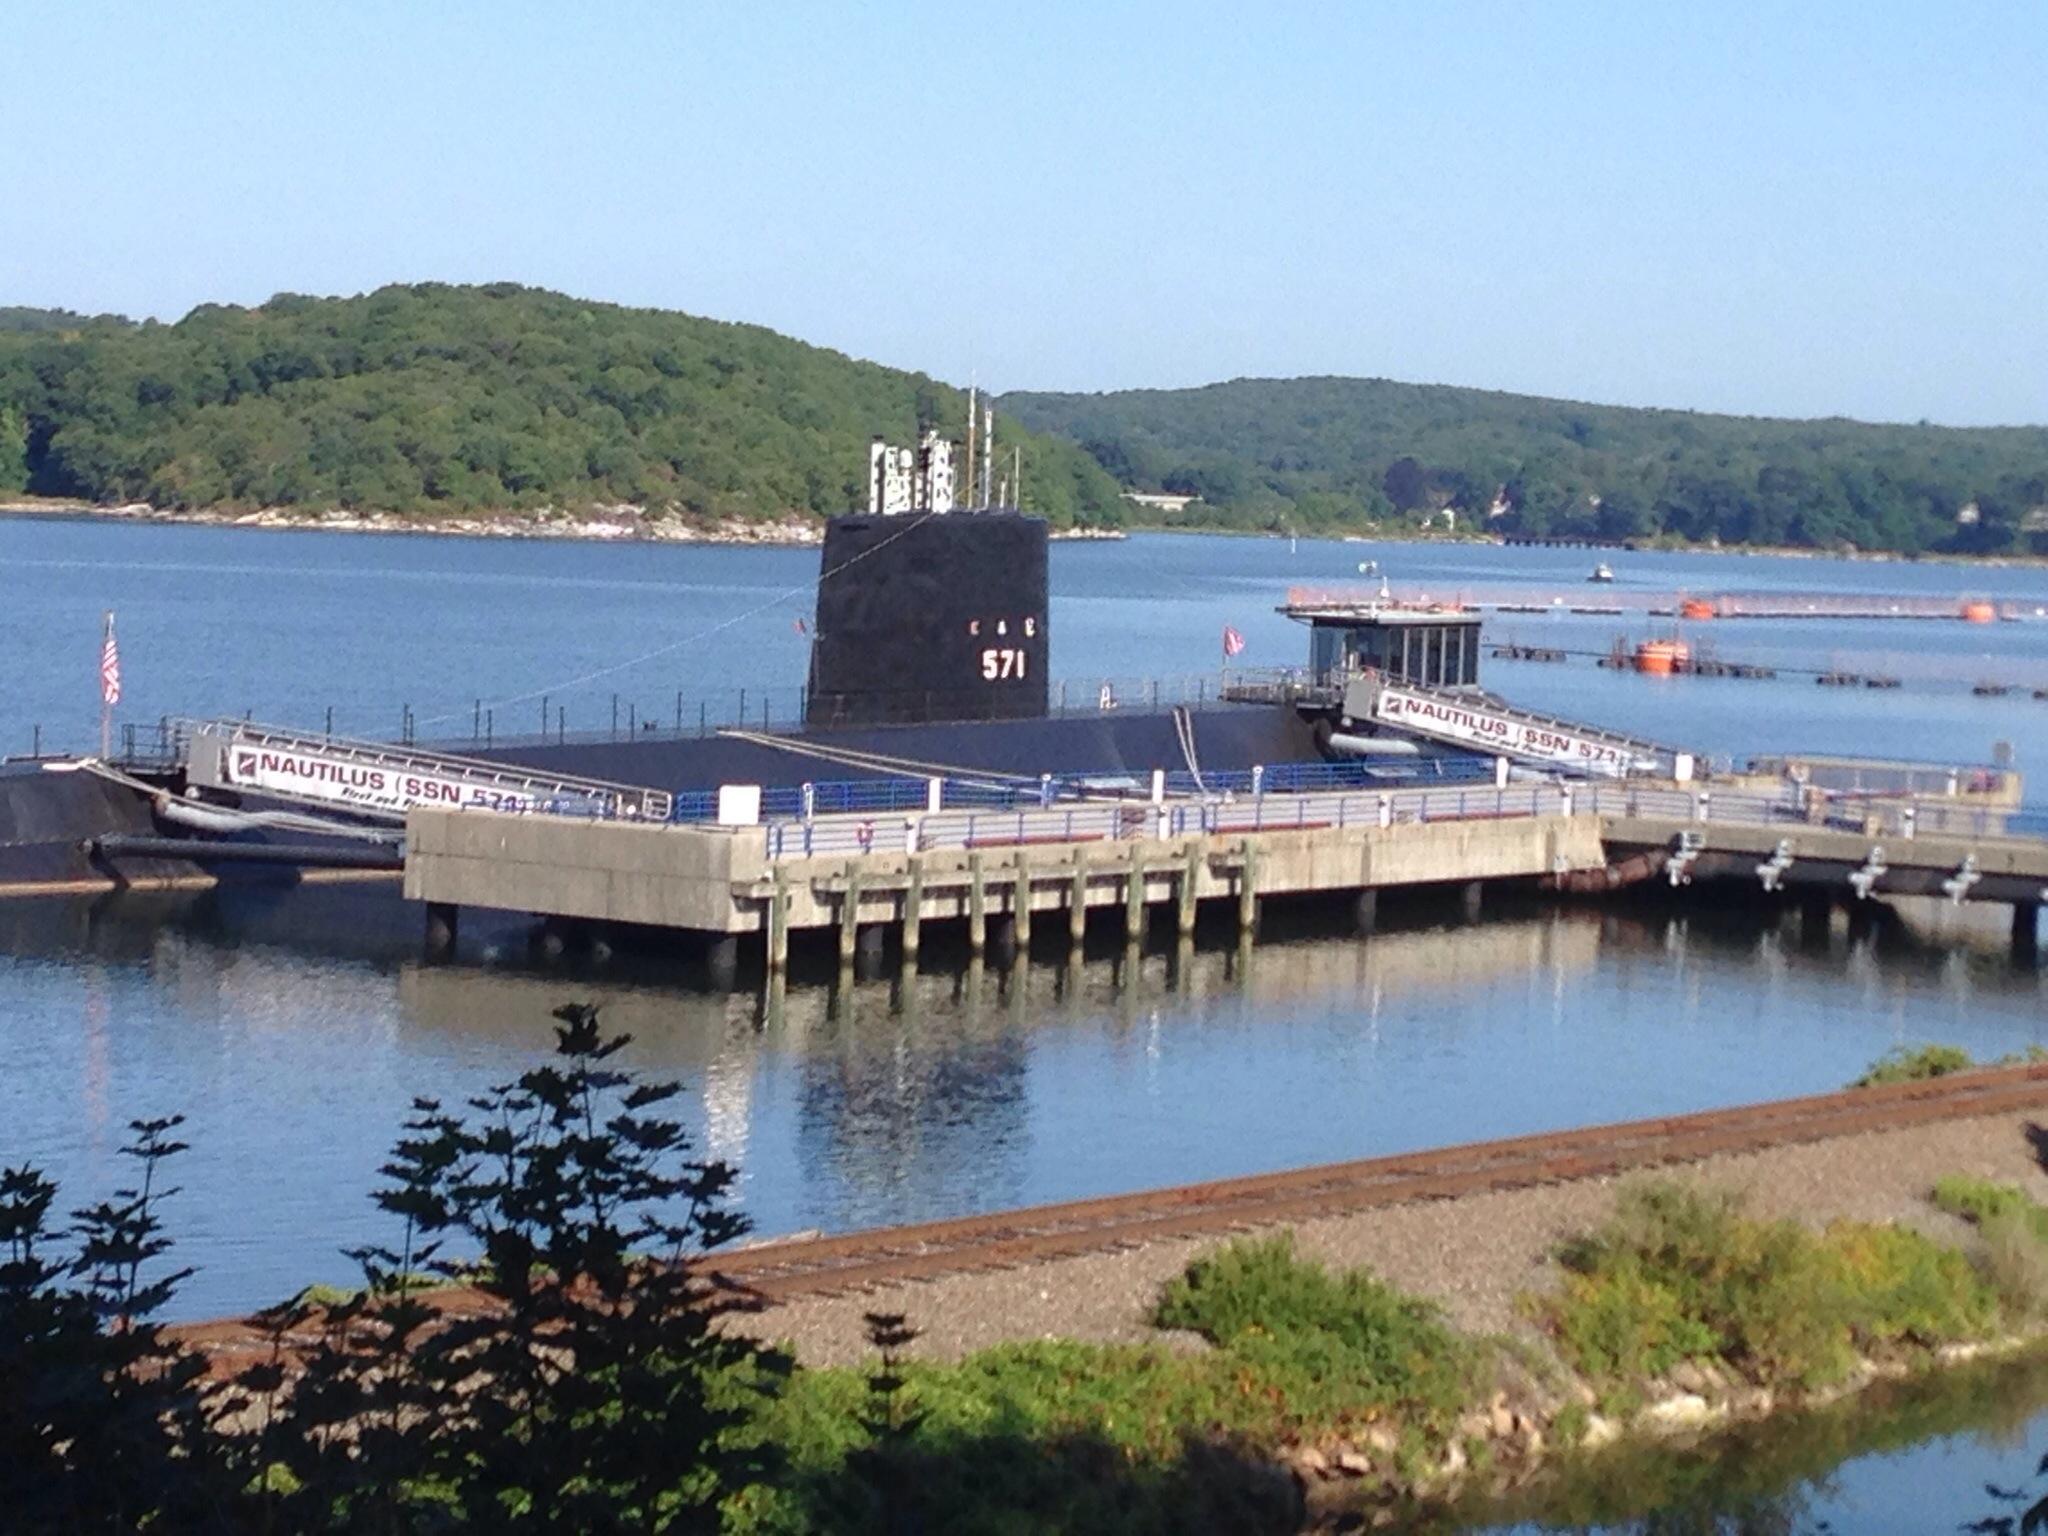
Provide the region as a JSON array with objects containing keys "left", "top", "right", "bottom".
[
  {"left": 1, "top": 882, "right": 2045, "bottom": 1319},
  {"left": 1457, "top": 1350, "right": 2048, "bottom": 1535}
]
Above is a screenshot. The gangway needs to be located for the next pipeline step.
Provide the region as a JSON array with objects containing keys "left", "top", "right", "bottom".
[
  {"left": 1341, "top": 675, "right": 1695, "bottom": 780},
  {"left": 178, "top": 719, "right": 674, "bottom": 821}
]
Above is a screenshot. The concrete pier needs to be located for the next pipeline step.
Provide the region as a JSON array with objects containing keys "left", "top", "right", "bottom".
[
  {"left": 399, "top": 778, "right": 2048, "bottom": 986},
  {"left": 404, "top": 799, "right": 1607, "bottom": 969}
]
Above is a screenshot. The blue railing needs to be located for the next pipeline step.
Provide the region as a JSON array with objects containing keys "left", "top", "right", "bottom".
[{"left": 665, "top": 754, "right": 1499, "bottom": 824}]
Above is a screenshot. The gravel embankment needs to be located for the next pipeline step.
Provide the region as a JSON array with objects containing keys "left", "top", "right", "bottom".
[{"left": 730, "top": 1109, "right": 2048, "bottom": 1368}]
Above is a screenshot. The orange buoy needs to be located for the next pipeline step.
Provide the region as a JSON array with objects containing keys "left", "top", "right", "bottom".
[
  {"left": 1961, "top": 600, "right": 1997, "bottom": 623},
  {"left": 1633, "top": 639, "right": 1691, "bottom": 675},
  {"left": 1679, "top": 598, "right": 1716, "bottom": 621}
]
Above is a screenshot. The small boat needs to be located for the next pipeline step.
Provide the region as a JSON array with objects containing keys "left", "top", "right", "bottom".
[
  {"left": 1633, "top": 638, "right": 1690, "bottom": 675},
  {"left": 1587, "top": 563, "right": 1614, "bottom": 583}
]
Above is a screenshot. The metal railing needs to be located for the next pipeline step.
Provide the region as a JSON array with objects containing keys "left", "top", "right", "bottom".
[
  {"left": 177, "top": 719, "right": 677, "bottom": 821},
  {"left": 764, "top": 781, "right": 1577, "bottom": 859},
  {"left": 754, "top": 777, "right": 2048, "bottom": 862},
  {"left": 665, "top": 756, "right": 1503, "bottom": 825}
]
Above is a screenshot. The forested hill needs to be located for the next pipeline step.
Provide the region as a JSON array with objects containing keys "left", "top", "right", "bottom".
[
  {"left": 0, "top": 285, "right": 1124, "bottom": 526},
  {"left": 1002, "top": 377, "right": 2048, "bottom": 555}
]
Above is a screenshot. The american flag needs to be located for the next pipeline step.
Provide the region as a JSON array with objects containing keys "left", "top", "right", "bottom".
[
  {"left": 99, "top": 612, "right": 121, "bottom": 706},
  {"left": 1221, "top": 624, "right": 1246, "bottom": 659}
]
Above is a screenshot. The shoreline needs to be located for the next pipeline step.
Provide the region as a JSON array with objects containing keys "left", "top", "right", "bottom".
[
  {"left": 5, "top": 496, "right": 2042, "bottom": 566},
  {"left": 1153, "top": 519, "right": 2048, "bottom": 570},
  {"left": 0, "top": 497, "right": 1127, "bottom": 546},
  {"left": 723, "top": 1100, "right": 2048, "bottom": 1517},
  {"left": 164, "top": 1095, "right": 2048, "bottom": 1522}
]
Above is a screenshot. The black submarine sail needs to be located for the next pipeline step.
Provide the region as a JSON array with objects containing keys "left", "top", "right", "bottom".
[{"left": 806, "top": 396, "right": 1049, "bottom": 727}]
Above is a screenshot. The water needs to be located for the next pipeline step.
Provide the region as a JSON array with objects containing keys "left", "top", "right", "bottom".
[
  {"left": 7, "top": 517, "right": 2047, "bottom": 772},
  {"left": 1459, "top": 1350, "right": 2048, "bottom": 1534},
  {"left": 6, "top": 515, "right": 2048, "bottom": 1527}
]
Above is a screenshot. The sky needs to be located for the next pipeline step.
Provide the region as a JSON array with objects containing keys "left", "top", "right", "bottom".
[{"left": 3, "top": 1, "right": 2043, "bottom": 426}]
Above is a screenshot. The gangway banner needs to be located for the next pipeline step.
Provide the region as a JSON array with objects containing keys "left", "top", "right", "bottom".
[
  {"left": 1370, "top": 686, "right": 1651, "bottom": 776},
  {"left": 217, "top": 741, "right": 552, "bottom": 816}
]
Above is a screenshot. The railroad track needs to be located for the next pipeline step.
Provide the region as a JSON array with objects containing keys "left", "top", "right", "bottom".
[
  {"left": 710, "top": 1063, "right": 2048, "bottom": 1300},
  {"left": 171, "top": 1063, "right": 2048, "bottom": 1371}
]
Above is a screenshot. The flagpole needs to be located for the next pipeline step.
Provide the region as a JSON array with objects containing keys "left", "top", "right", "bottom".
[{"left": 99, "top": 610, "right": 113, "bottom": 759}]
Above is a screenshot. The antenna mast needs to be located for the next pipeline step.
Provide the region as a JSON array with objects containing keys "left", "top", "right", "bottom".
[
  {"left": 980, "top": 404, "right": 994, "bottom": 506},
  {"left": 963, "top": 385, "right": 977, "bottom": 510}
]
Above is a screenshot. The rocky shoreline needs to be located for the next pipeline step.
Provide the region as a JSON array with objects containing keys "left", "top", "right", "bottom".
[
  {"left": 735, "top": 1103, "right": 2048, "bottom": 1525},
  {"left": 0, "top": 497, "right": 1130, "bottom": 545},
  {"left": 7, "top": 497, "right": 2042, "bottom": 565}
]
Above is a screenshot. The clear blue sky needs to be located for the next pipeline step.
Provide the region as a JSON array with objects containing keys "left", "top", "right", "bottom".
[{"left": 5, "top": 1, "right": 2042, "bottom": 425}]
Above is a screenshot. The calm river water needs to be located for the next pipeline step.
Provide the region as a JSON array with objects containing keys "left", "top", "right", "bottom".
[{"left": 5, "top": 516, "right": 2048, "bottom": 1529}]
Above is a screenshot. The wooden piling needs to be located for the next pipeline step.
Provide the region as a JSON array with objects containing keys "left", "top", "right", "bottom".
[
  {"left": 1126, "top": 843, "right": 1145, "bottom": 943},
  {"left": 1354, "top": 888, "right": 1378, "bottom": 935},
  {"left": 902, "top": 857, "right": 923, "bottom": 964},
  {"left": 424, "top": 901, "right": 458, "bottom": 958},
  {"left": 1237, "top": 842, "right": 1259, "bottom": 941},
  {"left": 706, "top": 934, "right": 739, "bottom": 990},
  {"left": 1013, "top": 854, "right": 1032, "bottom": 954},
  {"left": 1069, "top": 857, "right": 1087, "bottom": 947},
  {"left": 767, "top": 866, "right": 790, "bottom": 973},
  {"left": 838, "top": 869, "right": 862, "bottom": 967},
  {"left": 968, "top": 852, "right": 986, "bottom": 955},
  {"left": 1178, "top": 844, "right": 1199, "bottom": 938}
]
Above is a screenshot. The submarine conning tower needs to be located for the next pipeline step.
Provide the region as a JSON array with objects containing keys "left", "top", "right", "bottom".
[{"left": 805, "top": 509, "right": 1050, "bottom": 728}]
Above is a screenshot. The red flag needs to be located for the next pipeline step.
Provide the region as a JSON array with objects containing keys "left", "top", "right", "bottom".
[
  {"left": 1221, "top": 624, "right": 1246, "bottom": 658},
  {"left": 99, "top": 612, "right": 122, "bottom": 706}
]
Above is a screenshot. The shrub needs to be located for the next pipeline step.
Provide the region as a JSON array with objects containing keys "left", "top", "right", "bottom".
[
  {"left": 0, "top": 1119, "right": 224, "bottom": 1533},
  {"left": 1154, "top": 1233, "right": 1471, "bottom": 1427},
  {"left": 1853, "top": 1044, "right": 1977, "bottom": 1087},
  {"left": 1852, "top": 1044, "right": 2048, "bottom": 1088},
  {"left": 1540, "top": 1182, "right": 1997, "bottom": 1394},
  {"left": 214, "top": 1001, "right": 789, "bottom": 1534}
]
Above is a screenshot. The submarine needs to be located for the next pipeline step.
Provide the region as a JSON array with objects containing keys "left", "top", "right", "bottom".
[{"left": 4, "top": 419, "right": 1457, "bottom": 894}]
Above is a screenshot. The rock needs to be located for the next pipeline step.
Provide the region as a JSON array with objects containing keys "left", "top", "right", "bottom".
[
  {"left": 1440, "top": 1441, "right": 1468, "bottom": 1478},
  {"left": 1292, "top": 1447, "right": 1329, "bottom": 1479},
  {"left": 1489, "top": 1401, "right": 1516, "bottom": 1438},
  {"left": 1335, "top": 1448, "right": 1372, "bottom": 1477},
  {"left": 1667, "top": 1360, "right": 1713, "bottom": 1395},
  {"left": 1362, "top": 1425, "right": 1399, "bottom": 1456},
  {"left": 1641, "top": 1392, "right": 1715, "bottom": 1428},
  {"left": 1580, "top": 1414, "right": 1621, "bottom": 1449}
]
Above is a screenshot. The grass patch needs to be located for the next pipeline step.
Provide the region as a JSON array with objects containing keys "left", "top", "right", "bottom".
[
  {"left": 1536, "top": 1182, "right": 1997, "bottom": 1395},
  {"left": 1932, "top": 1175, "right": 2048, "bottom": 1241},
  {"left": 1931, "top": 1175, "right": 2048, "bottom": 1318}
]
